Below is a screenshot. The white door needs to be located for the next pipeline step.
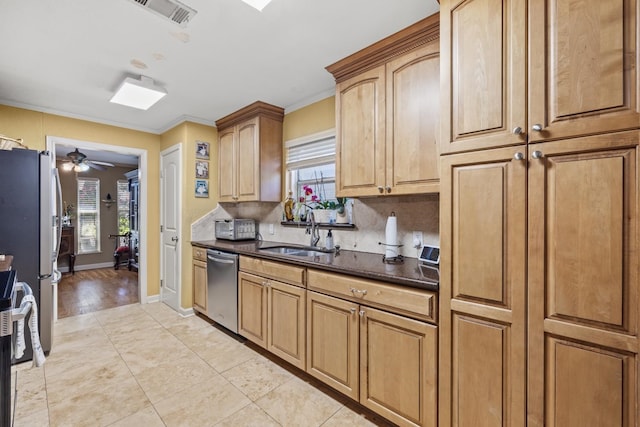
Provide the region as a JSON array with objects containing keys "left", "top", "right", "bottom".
[{"left": 160, "top": 145, "right": 181, "bottom": 312}]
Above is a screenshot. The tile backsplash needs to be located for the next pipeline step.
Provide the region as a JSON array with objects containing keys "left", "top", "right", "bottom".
[{"left": 191, "top": 194, "right": 439, "bottom": 259}]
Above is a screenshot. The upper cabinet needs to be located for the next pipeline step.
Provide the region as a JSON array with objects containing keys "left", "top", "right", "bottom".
[
  {"left": 326, "top": 14, "right": 440, "bottom": 197},
  {"left": 441, "top": 0, "right": 640, "bottom": 154},
  {"left": 215, "top": 101, "right": 284, "bottom": 202}
]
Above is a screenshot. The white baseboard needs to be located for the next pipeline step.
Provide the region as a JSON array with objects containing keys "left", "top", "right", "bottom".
[
  {"left": 179, "top": 307, "right": 195, "bottom": 317},
  {"left": 59, "top": 261, "right": 114, "bottom": 273},
  {"left": 144, "top": 294, "right": 160, "bottom": 304}
]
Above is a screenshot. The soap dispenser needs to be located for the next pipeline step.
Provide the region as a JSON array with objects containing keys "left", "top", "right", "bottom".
[{"left": 325, "top": 229, "right": 334, "bottom": 250}]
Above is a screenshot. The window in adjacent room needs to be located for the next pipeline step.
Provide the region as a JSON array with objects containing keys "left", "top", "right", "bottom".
[
  {"left": 77, "top": 177, "right": 100, "bottom": 254},
  {"left": 117, "top": 180, "right": 130, "bottom": 235}
]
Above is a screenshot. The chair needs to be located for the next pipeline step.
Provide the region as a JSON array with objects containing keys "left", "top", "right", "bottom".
[{"left": 109, "top": 233, "right": 131, "bottom": 270}]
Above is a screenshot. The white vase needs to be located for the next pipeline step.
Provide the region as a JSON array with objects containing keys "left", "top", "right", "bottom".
[
  {"left": 312, "top": 209, "right": 332, "bottom": 224},
  {"left": 336, "top": 210, "right": 349, "bottom": 224}
]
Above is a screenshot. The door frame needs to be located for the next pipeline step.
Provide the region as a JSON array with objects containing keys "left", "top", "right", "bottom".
[
  {"left": 160, "top": 143, "right": 183, "bottom": 312},
  {"left": 46, "top": 136, "right": 149, "bottom": 307}
]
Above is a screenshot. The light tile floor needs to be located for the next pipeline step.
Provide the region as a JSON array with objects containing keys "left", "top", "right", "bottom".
[{"left": 11, "top": 302, "right": 395, "bottom": 427}]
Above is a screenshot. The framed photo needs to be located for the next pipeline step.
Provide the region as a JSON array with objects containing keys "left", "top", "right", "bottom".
[
  {"left": 195, "top": 179, "right": 209, "bottom": 198},
  {"left": 196, "top": 141, "right": 210, "bottom": 159},
  {"left": 195, "top": 160, "right": 209, "bottom": 179}
]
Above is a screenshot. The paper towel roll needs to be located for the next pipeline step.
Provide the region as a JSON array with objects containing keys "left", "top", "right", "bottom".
[{"left": 385, "top": 213, "right": 398, "bottom": 259}]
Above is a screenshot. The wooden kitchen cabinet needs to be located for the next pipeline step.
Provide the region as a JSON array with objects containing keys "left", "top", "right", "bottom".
[
  {"left": 307, "top": 270, "right": 437, "bottom": 427},
  {"left": 191, "top": 246, "right": 207, "bottom": 314},
  {"left": 440, "top": 134, "right": 640, "bottom": 426},
  {"left": 215, "top": 101, "right": 284, "bottom": 202},
  {"left": 527, "top": 133, "right": 639, "bottom": 427},
  {"left": 440, "top": 0, "right": 639, "bottom": 154},
  {"left": 327, "top": 14, "right": 440, "bottom": 197},
  {"left": 439, "top": 146, "right": 528, "bottom": 427},
  {"left": 238, "top": 256, "right": 306, "bottom": 369}
]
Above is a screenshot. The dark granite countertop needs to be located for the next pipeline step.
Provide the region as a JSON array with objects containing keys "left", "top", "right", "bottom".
[{"left": 192, "top": 240, "right": 439, "bottom": 292}]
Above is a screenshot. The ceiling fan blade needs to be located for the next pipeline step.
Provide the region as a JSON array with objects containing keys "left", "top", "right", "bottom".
[
  {"left": 86, "top": 161, "right": 106, "bottom": 171},
  {"left": 90, "top": 160, "right": 115, "bottom": 167}
]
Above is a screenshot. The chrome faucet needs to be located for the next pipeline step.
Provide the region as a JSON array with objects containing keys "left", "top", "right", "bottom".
[{"left": 307, "top": 210, "right": 320, "bottom": 247}]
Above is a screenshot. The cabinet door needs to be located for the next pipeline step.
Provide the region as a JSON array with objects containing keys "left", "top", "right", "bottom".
[
  {"left": 527, "top": 133, "right": 639, "bottom": 426},
  {"left": 236, "top": 117, "right": 260, "bottom": 202},
  {"left": 360, "top": 306, "right": 437, "bottom": 427},
  {"left": 528, "top": 0, "right": 640, "bottom": 142},
  {"left": 238, "top": 272, "right": 267, "bottom": 348},
  {"left": 386, "top": 43, "right": 440, "bottom": 195},
  {"left": 267, "top": 280, "right": 306, "bottom": 370},
  {"left": 306, "top": 291, "right": 359, "bottom": 400},
  {"left": 335, "top": 65, "right": 386, "bottom": 197},
  {"left": 218, "top": 127, "right": 236, "bottom": 202},
  {"left": 439, "top": 146, "right": 527, "bottom": 427},
  {"left": 440, "top": 0, "right": 526, "bottom": 154},
  {"left": 192, "top": 260, "right": 207, "bottom": 314}
]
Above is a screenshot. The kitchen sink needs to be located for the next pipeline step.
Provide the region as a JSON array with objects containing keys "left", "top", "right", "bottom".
[{"left": 258, "top": 245, "right": 332, "bottom": 257}]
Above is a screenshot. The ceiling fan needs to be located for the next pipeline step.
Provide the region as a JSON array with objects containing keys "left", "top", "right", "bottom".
[{"left": 61, "top": 148, "right": 115, "bottom": 172}]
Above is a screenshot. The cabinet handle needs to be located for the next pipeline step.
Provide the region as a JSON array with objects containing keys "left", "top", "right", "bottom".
[
  {"left": 350, "top": 288, "right": 367, "bottom": 296},
  {"left": 350, "top": 308, "right": 356, "bottom": 314},
  {"left": 513, "top": 152, "right": 525, "bottom": 161},
  {"left": 385, "top": 186, "right": 391, "bottom": 193},
  {"left": 532, "top": 124, "right": 543, "bottom": 132},
  {"left": 359, "top": 310, "right": 365, "bottom": 317},
  {"left": 531, "top": 150, "right": 544, "bottom": 159},
  {"left": 377, "top": 186, "right": 384, "bottom": 193},
  {"left": 512, "top": 126, "right": 523, "bottom": 135}
]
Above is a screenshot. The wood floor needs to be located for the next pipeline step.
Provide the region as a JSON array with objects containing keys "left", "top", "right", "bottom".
[{"left": 57, "top": 267, "right": 139, "bottom": 318}]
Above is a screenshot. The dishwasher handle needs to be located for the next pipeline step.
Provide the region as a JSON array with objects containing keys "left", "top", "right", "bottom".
[{"left": 207, "top": 255, "right": 236, "bottom": 264}]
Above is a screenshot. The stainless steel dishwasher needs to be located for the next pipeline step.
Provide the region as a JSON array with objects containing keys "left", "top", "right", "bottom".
[{"left": 206, "top": 249, "right": 239, "bottom": 333}]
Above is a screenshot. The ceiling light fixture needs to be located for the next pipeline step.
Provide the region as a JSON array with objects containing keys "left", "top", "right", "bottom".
[
  {"left": 110, "top": 76, "right": 167, "bottom": 110},
  {"left": 240, "top": 0, "right": 272, "bottom": 11}
]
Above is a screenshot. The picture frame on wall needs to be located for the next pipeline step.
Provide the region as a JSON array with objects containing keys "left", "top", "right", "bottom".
[
  {"left": 195, "top": 179, "right": 209, "bottom": 198},
  {"left": 195, "top": 160, "right": 209, "bottom": 179},
  {"left": 196, "top": 141, "right": 210, "bottom": 159}
]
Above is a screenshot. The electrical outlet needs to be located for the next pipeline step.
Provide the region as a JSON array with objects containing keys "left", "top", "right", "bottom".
[
  {"left": 268, "top": 223, "right": 275, "bottom": 235},
  {"left": 412, "top": 231, "right": 423, "bottom": 248}
]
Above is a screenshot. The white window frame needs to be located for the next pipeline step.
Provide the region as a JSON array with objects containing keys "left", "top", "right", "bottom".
[
  {"left": 116, "top": 179, "right": 130, "bottom": 235},
  {"left": 285, "top": 129, "right": 336, "bottom": 203},
  {"left": 76, "top": 177, "right": 100, "bottom": 254}
]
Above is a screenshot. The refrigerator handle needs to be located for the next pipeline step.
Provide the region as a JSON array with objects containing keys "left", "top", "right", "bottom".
[{"left": 53, "top": 168, "right": 63, "bottom": 258}]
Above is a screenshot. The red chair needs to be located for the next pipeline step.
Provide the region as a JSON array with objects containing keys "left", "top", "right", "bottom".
[{"left": 109, "top": 233, "right": 131, "bottom": 270}]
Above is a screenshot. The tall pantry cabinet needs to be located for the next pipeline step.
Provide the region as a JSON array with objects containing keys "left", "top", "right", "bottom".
[{"left": 438, "top": 0, "right": 640, "bottom": 426}]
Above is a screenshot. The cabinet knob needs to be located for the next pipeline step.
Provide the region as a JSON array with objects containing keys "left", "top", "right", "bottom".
[
  {"left": 359, "top": 310, "right": 365, "bottom": 317},
  {"left": 512, "top": 126, "right": 523, "bottom": 135},
  {"left": 531, "top": 150, "right": 544, "bottom": 159},
  {"left": 532, "top": 124, "right": 543, "bottom": 132},
  {"left": 377, "top": 186, "right": 384, "bottom": 193},
  {"left": 350, "top": 307, "right": 356, "bottom": 314},
  {"left": 513, "top": 152, "right": 525, "bottom": 161},
  {"left": 385, "top": 186, "right": 391, "bottom": 193}
]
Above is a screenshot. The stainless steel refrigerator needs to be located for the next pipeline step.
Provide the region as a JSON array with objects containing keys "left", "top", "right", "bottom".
[{"left": 0, "top": 149, "right": 58, "bottom": 363}]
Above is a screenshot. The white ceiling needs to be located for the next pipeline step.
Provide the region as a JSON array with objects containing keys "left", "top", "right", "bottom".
[{"left": 0, "top": 0, "right": 439, "bottom": 136}]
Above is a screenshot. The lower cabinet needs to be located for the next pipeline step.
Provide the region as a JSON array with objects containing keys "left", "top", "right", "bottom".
[
  {"left": 307, "top": 271, "right": 438, "bottom": 427},
  {"left": 192, "top": 247, "right": 207, "bottom": 314},
  {"left": 238, "top": 270, "right": 306, "bottom": 369}
]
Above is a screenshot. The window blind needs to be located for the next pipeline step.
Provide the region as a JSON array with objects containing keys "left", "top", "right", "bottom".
[
  {"left": 77, "top": 177, "right": 100, "bottom": 254},
  {"left": 286, "top": 135, "right": 335, "bottom": 170}
]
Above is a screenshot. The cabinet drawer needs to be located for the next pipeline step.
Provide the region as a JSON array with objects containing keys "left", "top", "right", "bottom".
[
  {"left": 192, "top": 246, "right": 207, "bottom": 262},
  {"left": 308, "top": 269, "right": 436, "bottom": 323},
  {"left": 240, "top": 256, "right": 305, "bottom": 287}
]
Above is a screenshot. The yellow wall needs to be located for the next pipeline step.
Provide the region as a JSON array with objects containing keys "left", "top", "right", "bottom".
[
  {"left": 0, "top": 104, "right": 163, "bottom": 297},
  {"left": 283, "top": 96, "right": 335, "bottom": 141},
  {"left": 1, "top": 96, "right": 335, "bottom": 311}
]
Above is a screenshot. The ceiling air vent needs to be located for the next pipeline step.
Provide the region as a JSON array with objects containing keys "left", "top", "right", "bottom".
[{"left": 128, "top": 0, "right": 197, "bottom": 27}]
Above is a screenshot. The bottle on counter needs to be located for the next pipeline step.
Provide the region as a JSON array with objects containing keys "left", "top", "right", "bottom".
[
  {"left": 325, "top": 229, "right": 334, "bottom": 250},
  {"left": 284, "top": 191, "right": 294, "bottom": 221}
]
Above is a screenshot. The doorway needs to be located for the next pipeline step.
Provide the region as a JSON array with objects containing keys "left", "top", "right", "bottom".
[{"left": 46, "top": 136, "right": 149, "bottom": 319}]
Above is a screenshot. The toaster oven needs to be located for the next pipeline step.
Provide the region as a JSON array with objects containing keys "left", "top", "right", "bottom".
[{"left": 215, "top": 219, "right": 256, "bottom": 241}]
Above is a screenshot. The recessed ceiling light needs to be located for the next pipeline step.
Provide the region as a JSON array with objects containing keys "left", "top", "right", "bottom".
[
  {"left": 240, "top": 0, "right": 272, "bottom": 11},
  {"left": 110, "top": 76, "right": 167, "bottom": 110}
]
